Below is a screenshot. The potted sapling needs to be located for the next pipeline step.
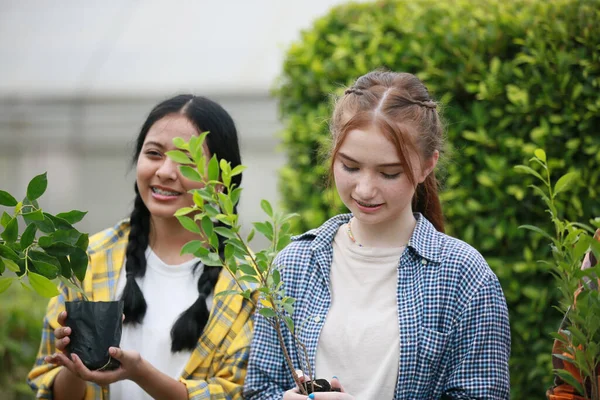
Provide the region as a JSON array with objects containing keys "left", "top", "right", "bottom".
[{"left": 0, "top": 173, "right": 123, "bottom": 371}]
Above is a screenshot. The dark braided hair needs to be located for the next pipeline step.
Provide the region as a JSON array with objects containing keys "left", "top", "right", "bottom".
[{"left": 123, "top": 94, "right": 242, "bottom": 352}]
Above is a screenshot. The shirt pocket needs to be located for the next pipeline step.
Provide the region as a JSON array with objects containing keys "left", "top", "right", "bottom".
[{"left": 415, "top": 327, "right": 450, "bottom": 397}]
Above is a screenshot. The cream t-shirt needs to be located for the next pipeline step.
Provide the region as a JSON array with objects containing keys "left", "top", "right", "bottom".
[{"left": 315, "top": 225, "right": 404, "bottom": 399}]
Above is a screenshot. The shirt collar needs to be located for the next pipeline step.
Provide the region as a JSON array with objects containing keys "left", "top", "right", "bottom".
[{"left": 292, "top": 212, "right": 443, "bottom": 263}]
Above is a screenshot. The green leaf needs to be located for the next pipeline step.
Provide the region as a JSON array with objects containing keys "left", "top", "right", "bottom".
[
  {"left": 58, "top": 276, "right": 83, "bottom": 294},
  {"left": 75, "top": 233, "right": 89, "bottom": 251},
  {"left": 230, "top": 187, "right": 242, "bottom": 207},
  {"left": 214, "top": 227, "right": 236, "bottom": 239},
  {"left": 246, "top": 229, "right": 255, "bottom": 243},
  {"left": 0, "top": 190, "right": 18, "bottom": 207},
  {"left": 238, "top": 263, "right": 258, "bottom": 276},
  {"left": 283, "top": 303, "right": 294, "bottom": 316},
  {"left": 518, "top": 224, "right": 554, "bottom": 241},
  {"left": 553, "top": 172, "right": 578, "bottom": 197},
  {"left": 0, "top": 243, "right": 20, "bottom": 262},
  {"left": 56, "top": 210, "right": 87, "bottom": 224},
  {"left": 284, "top": 315, "right": 295, "bottom": 334},
  {"left": 174, "top": 207, "right": 196, "bottom": 217},
  {"left": 259, "top": 308, "right": 276, "bottom": 318},
  {"left": 22, "top": 209, "right": 44, "bottom": 221},
  {"left": 179, "top": 166, "right": 202, "bottom": 182},
  {"left": 207, "top": 155, "right": 219, "bottom": 181},
  {"left": 0, "top": 277, "right": 15, "bottom": 293},
  {"left": 43, "top": 213, "right": 73, "bottom": 230},
  {"left": 253, "top": 221, "right": 274, "bottom": 241},
  {"left": 20, "top": 223, "right": 37, "bottom": 249},
  {"left": 213, "top": 289, "right": 241, "bottom": 298},
  {"left": 57, "top": 256, "right": 72, "bottom": 279},
  {"left": 33, "top": 216, "right": 56, "bottom": 233},
  {"left": 553, "top": 369, "right": 584, "bottom": 396},
  {"left": 69, "top": 247, "right": 88, "bottom": 282},
  {"left": 534, "top": 149, "right": 547, "bottom": 162},
  {"left": 272, "top": 269, "right": 281, "bottom": 286},
  {"left": 261, "top": 199, "right": 273, "bottom": 218},
  {"left": 1, "top": 211, "right": 11, "bottom": 227},
  {"left": 238, "top": 275, "right": 260, "bottom": 284},
  {"left": 26, "top": 173, "right": 48, "bottom": 201},
  {"left": 514, "top": 165, "right": 545, "bottom": 183},
  {"left": 177, "top": 216, "right": 202, "bottom": 234},
  {"left": 165, "top": 150, "right": 193, "bottom": 165},
  {"left": 28, "top": 250, "right": 61, "bottom": 266},
  {"left": 30, "top": 259, "right": 59, "bottom": 279},
  {"left": 197, "top": 252, "right": 222, "bottom": 267},
  {"left": 4, "top": 258, "right": 20, "bottom": 273},
  {"left": 181, "top": 240, "right": 205, "bottom": 256},
  {"left": 1, "top": 217, "right": 18, "bottom": 242},
  {"left": 0, "top": 257, "right": 4, "bottom": 274},
  {"left": 201, "top": 216, "right": 214, "bottom": 238},
  {"left": 230, "top": 165, "right": 246, "bottom": 177},
  {"left": 173, "top": 137, "right": 188, "bottom": 150},
  {"left": 28, "top": 271, "right": 60, "bottom": 298}
]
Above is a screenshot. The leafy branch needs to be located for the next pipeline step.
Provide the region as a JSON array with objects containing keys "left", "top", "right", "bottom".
[
  {"left": 0, "top": 173, "right": 89, "bottom": 300},
  {"left": 167, "top": 133, "right": 314, "bottom": 394}
]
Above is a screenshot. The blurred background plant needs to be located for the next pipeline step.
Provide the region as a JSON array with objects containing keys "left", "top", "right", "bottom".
[
  {"left": 274, "top": 0, "right": 600, "bottom": 397},
  {"left": 517, "top": 150, "right": 600, "bottom": 399},
  {"left": 0, "top": 284, "right": 45, "bottom": 400}
]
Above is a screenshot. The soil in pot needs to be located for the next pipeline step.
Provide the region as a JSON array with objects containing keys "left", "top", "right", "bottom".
[
  {"left": 65, "top": 300, "right": 124, "bottom": 371},
  {"left": 302, "top": 378, "right": 342, "bottom": 394}
]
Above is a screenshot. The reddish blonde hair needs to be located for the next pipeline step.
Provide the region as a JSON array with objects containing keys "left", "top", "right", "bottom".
[{"left": 330, "top": 70, "right": 445, "bottom": 232}]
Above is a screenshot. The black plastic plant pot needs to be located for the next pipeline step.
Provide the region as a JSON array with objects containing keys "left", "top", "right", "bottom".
[
  {"left": 65, "top": 300, "right": 124, "bottom": 371},
  {"left": 302, "top": 379, "right": 342, "bottom": 394}
]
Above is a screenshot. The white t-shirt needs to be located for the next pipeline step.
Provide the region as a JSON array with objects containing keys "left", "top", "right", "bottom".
[
  {"left": 110, "top": 247, "right": 212, "bottom": 400},
  {"left": 315, "top": 225, "right": 404, "bottom": 399}
]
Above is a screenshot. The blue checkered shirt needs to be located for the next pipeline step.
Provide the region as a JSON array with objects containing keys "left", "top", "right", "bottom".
[{"left": 244, "top": 213, "right": 510, "bottom": 400}]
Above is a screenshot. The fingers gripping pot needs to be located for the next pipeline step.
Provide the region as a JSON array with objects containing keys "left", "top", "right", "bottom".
[{"left": 65, "top": 301, "right": 124, "bottom": 371}]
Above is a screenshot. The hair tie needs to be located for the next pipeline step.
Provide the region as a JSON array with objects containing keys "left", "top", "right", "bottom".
[
  {"left": 126, "top": 271, "right": 135, "bottom": 279},
  {"left": 344, "top": 88, "right": 363, "bottom": 96},
  {"left": 423, "top": 100, "right": 437, "bottom": 110}
]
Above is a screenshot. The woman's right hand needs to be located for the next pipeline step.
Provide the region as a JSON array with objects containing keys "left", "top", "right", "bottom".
[{"left": 283, "top": 375, "right": 355, "bottom": 400}]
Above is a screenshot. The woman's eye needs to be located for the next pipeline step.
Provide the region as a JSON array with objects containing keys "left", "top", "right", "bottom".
[
  {"left": 382, "top": 172, "right": 401, "bottom": 179},
  {"left": 342, "top": 163, "right": 358, "bottom": 172},
  {"left": 146, "top": 150, "right": 162, "bottom": 157}
]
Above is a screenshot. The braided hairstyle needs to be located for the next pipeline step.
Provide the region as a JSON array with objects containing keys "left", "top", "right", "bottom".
[
  {"left": 123, "top": 95, "right": 242, "bottom": 352},
  {"left": 331, "top": 70, "right": 446, "bottom": 232}
]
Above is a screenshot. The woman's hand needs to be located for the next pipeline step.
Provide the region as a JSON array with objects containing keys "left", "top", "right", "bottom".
[
  {"left": 283, "top": 374, "right": 355, "bottom": 400},
  {"left": 47, "top": 311, "right": 71, "bottom": 355},
  {"left": 45, "top": 311, "right": 144, "bottom": 386},
  {"left": 46, "top": 346, "right": 145, "bottom": 386}
]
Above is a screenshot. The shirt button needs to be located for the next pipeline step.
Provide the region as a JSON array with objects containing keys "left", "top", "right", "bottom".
[
  {"left": 422, "top": 259, "right": 428, "bottom": 265},
  {"left": 314, "top": 316, "right": 321, "bottom": 323}
]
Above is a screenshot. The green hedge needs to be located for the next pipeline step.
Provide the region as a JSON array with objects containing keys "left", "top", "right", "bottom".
[{"left": 274, "top": 0, "right": 600, "bottom": 398}]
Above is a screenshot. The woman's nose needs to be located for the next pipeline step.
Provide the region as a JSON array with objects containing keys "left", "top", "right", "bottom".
[{"left": 156, "top": 159, "right": 178, "bottom": 181}]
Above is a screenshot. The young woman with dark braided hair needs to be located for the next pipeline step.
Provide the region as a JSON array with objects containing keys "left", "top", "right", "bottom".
[
  {"left": 28, "top": 95, "right": 255, "bottom": 400},
  {"left": 244, "top": 71, "right": 511, "bottom": 400}
]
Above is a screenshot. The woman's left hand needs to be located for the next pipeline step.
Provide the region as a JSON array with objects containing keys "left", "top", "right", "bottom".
[{"left": 47, "top": 347, "right": 145, "bottom": 386}]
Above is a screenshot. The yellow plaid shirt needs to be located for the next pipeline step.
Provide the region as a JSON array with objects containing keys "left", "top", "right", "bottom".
[{"left": 27, "top": 220, "right": 255, "bottom": 400}]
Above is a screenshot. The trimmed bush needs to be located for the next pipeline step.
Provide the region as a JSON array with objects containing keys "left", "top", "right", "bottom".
[{"left": 274, "top": 0, "right": 600, "bottom": 398}]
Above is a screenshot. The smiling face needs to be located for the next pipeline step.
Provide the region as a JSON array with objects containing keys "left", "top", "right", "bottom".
[
  {"left": 136, "top": 114, "right": 207, "bottom": 221},
  {"left": 333, "top": 125, "right": 436, "bottom": 231}
]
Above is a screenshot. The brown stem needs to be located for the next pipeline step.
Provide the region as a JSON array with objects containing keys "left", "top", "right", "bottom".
[
  {"left": 273, "top": 318, "right": 307, "bottom": 395},
  {"left": 293, "top": 334, "right": 314, "bottom": 393}
]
